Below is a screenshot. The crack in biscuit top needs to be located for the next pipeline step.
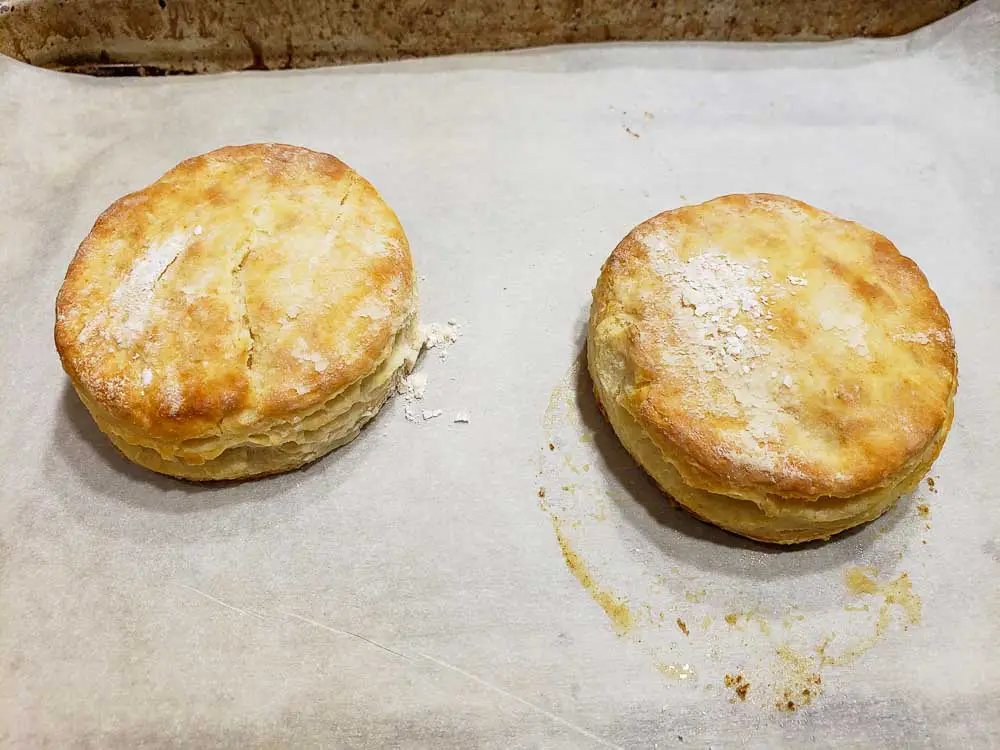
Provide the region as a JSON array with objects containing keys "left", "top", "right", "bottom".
[{"left": 55, "top": 144, "right": 416, "bottom": 439}]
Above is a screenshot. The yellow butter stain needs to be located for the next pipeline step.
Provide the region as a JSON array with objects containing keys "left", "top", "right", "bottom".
[
  {"left": 685, "top": 589, "right": 706, "bottom": 603},
  {"left": 774, "top": 646, "right": 824, "bottom": 712},
  {"left": 542, "top": 364, "right": 581, "bottom": 431},
  {"left": 781, "top": 612, "right": 806, "bottom": 631},
  {"left": 587, "top": 499, "right": 608, "bottom": 522},
  {"left": 552, "top": 518, "right": 634, "bottom": 635},
  {"left": 844, "top": 566, "right": 879, "bottom": 595},
  {"left": 819, "top": 569, "right": 921, "bottom": 667},
  {"left": 771, "top": 569, "right": 921, "bottom": 711},
  {"left": 657, "top": 662, "right": 697, "bottom": 681},
  {"left": 845, "top": 568, "right": 921, "bottom": 627},
  {"left": 541, "top": 359, "right": 925, "bottom": 713},
  {"left": 722, "top": 611, "right": 769, "bottom": 634}
]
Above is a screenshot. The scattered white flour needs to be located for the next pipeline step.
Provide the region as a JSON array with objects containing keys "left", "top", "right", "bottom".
[
  {"left": 397, "top": 371, "right": 428, "bottom": 400},
  {"left": 355, "top": 297, "right": 390, "bottom": 320},
  {"left": 161, "top": 365, "right": 183, "bottom": 417},
  {"left": 399, "top": 318, "right": 465, "bottom": 423},
  {"left": 896, "top": 330, "right": 948, "bottom": 345},
  {"left": 397, "top": 369, "right": 440, "bottom": 424},
  {"left": 141, "top": 368, "right": 153, "bottom": 386},
  {"left": 193, "top": 225, "right": 203, "bottom": 236},
  {"left": 453, "top": 412, "right": 470, "bottom": 423},
  {"left": 77, "top": 318, "right": 101, "bottom": 344},
  {"left": 654, "top": 250, "right": 772, "bottom": 377},
  {"left": 422, "top": 320, "right": 462, "bottom": 360},
  {"left": 672, "top": 251, "right": 766, "bottom": 322},
  {"left": 640, "top": 236, "right": 804, "bottom": 475},
  {"left": 291, "top": 337, "right": 329, "bottom": 373},
  {"left": 818, "top": 308, "right": 869, "bottom": 357},
  {"left": 814, "top": 284, "right": 871, "bottom": 357},
  {"left": 787, "top": 275, "right": 809, "bottom": 286},
  {"left": 109, "top": 233, "right": 189, "bottom": 346}
]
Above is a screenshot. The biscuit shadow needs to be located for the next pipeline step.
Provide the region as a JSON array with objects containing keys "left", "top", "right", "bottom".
[
  {"left": 53, "top": 381, "right": 263, "bottom": 506},
  {"left": 44, "top": 380, "right": 399, "bottom": 544},
  {"left": 47, "top": 381, "right": 344, "bottom": 515},
  {"left": 572, "top": 345, "right": 912, "bottom": 578}
]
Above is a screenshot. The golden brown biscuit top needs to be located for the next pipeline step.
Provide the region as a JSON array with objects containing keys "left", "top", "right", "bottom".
[
  {"left": 590, "top": 194, "right": 956, "bottom": 499},
  {"left": 55, "top": 144, "right": 416, "bottom": 440}
]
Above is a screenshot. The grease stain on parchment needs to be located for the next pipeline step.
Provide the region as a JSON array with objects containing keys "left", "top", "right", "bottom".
[
  {"left": 551, "top": 517, "right": 635, "bottom": 636},
  {"left": 656, "top": 662, "right": 697, "bottom": 681},
  {"left": 539, "top": 357, "right": 931, "bottom": 713}
]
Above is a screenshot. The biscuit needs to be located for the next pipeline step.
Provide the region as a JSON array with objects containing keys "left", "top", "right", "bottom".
[
  {"left": 55, "top": 144, "right": 421, "bottom": 481},
  {"left": 588, "top": 194, "right": 956, "bottom": 543}
]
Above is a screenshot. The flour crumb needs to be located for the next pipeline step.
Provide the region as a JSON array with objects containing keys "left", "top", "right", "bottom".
[
  {"left": 193, "top": 225, "right": 203, "bottom": 236},
  {"left": 141, "top": 368, "right": 153, "bottom": 386},
  {"left": 422, "top": 320, "right": 462, "bottom": 359},
  {"left": 453, "top": 412, "right": 470, "bottom": 423},
  {"left": 397, "top": 371, "right": 428, "bottom": 400},
  {"left": 787, "top": 275, "right": 808, "bottom": 286},
  {"left": 291, "top": 338, "right": 329, "bottom": 372},
  {"left": 399, "top": 319, "right": 463, "bottom": 424},
  {"left": 781, "top": 375, "right": 794, "bottom": 388}
]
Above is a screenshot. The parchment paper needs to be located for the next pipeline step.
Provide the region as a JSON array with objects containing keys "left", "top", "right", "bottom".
[{"left": 1, "top": 2, "right": 998, "bottom": 747}]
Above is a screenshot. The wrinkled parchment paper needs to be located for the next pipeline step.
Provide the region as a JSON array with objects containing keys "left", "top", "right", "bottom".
[{"left": 1, "top": 2, "right": 998, "bottom": 746}]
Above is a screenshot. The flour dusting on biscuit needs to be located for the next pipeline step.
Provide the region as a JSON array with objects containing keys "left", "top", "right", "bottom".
[
  {"left": 55, "top": 144, "right": 422, "bottom": 481},
  {"left": 588, "top": 193, "right": 957, "bottom": 543}
]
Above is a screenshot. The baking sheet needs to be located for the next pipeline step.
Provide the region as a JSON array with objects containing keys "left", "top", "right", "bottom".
[
  {"left": 0, "top": 0, "right": 976, "bottom": 75},
  {"left": 1, "top": 1, "right": 999, "bottom": 746}
]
